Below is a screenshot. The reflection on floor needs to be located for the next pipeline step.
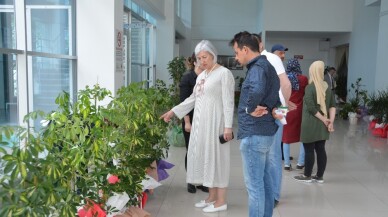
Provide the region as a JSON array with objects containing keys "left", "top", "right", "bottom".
[{"left": 146, "top": 118, "right": 388, "bottom": 217}]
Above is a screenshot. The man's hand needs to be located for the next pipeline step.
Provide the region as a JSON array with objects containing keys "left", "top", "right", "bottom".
[
  {"left": 250, "top": 105, "right": 268, "bottom": 117},
  {"left": 272, "top": 108, "right": 284, "bottom": 120}
]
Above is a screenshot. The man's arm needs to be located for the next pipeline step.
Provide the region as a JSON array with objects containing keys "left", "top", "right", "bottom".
[
  {"left": 246, "top": 66, "right": 267, "bottom": 114},
  {"left": 278, "top": 73, "right": 291, "bottom": 106}
]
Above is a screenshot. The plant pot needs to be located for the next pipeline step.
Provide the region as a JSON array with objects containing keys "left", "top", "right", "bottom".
[{"left": 349, "top": 116, "right": 358, "bottom": 125}]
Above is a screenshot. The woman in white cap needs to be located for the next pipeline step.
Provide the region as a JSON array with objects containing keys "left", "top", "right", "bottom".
[{"left": 161, "top": 40, "right": 235, "bottom": 213}]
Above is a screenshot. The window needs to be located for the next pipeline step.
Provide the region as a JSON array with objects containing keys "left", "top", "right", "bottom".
[{"left": 0, "top": 0, "right": 76, "bottom": 131}]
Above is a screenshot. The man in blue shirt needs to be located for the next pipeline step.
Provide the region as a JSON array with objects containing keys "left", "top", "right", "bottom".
[{"left": 230, "top": 31, "right": 280, "bottom": 217}]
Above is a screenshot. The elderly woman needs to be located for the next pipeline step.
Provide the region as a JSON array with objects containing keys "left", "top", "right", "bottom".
[
  {"left": 282, "top": 58, "right": 308, "bottom": 171},
  {"left": 161, "top": 40, "right": 235, "bottom": 213},
  {"left": 294, "top": 60, "right": 336, "bottom": 183}
]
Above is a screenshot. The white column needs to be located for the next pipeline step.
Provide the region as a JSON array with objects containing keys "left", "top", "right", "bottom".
[
  {"left": 14, "top": 0, "right": 28, "bottom": 126},
  {"left": 77, "top": 0, "right": 124, "bottom": 98},
  {"left": 375, "top": 0, "right": 388, "bottom": 91},
  {"left": 155, "top": 0, "right": 175, "bottom": 85}
]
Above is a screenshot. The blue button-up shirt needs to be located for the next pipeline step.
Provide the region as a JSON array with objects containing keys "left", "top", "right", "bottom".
[{"left": 237, "top": 55, "right": 281, "bottom": 139}]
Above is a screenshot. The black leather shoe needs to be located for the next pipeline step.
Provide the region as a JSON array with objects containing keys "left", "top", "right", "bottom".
[
  {"left": 274, "top": 199, "right": 279, "bottom": 208},
  {"left": 187, "top": 183, "right": 196, "bottom": 193},
  {"left": 196, "top": 185, "right": 209, "bottom": 193}
]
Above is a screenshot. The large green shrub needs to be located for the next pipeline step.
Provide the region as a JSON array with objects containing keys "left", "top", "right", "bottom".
[{"left": 0, "top": 82, "right": 171, "bottom": 217}]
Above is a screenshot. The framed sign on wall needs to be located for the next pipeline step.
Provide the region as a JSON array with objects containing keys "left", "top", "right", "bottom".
[{"left": 218, "top": 55, "right": 243, "bottom": 70}]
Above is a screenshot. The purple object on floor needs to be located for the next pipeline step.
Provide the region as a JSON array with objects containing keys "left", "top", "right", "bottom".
[{"left": 157, "top": 160, "right": 175, "bottom": 181}]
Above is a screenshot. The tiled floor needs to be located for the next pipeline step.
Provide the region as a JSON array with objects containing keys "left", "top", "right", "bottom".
[{"left": 145, "top": 117, "right": 388, "bottom": 217}]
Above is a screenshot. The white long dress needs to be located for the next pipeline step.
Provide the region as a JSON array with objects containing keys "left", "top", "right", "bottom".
[{"left": 172, "top": 65, "right": 235, "bottom": 188}]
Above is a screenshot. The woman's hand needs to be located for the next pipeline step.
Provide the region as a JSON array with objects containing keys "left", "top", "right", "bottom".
[
  {"left": 327, "top": 122, "right": 334, "bottom": 132},
  {"left": 223, "top": 128, "right": 234, "bottom": 142},
  {"left": 321, "top": 118, "right": 330, "bottom": 127},
  {"left": 185, "top": 122, "right": 192, "bottom": 132},
  {"left": 160, "top": 110, "right": 175, "bottom": 123}
]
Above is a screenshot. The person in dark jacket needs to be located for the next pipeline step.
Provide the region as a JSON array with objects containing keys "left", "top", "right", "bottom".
[{"left": 230, "top": 31, "right": 280, "bottom": 217}]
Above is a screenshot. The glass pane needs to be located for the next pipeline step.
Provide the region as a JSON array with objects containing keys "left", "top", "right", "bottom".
[
  {"left": 131, "top": 64, "right": 142, "bottom": 83},
  {"left": 0, "top": 53, "right": 18, "bottom": 126},
  {"left": 130, "top": 16, "right": 144, "bottom": 83},
  {"left": 26, "top": 0, "right": 71, "bottom": 5},
  {"left": 29, "top": 8, "right": 70, "bottom": 55},
  {"left": 30, "top": 56, "right": 71, "bottom": 127},
  {"left": 0, "top": 0, "right": 14, "bottom": 5},
  {"left": 0, "top": 3, "right": 16, "bottom": 49}
]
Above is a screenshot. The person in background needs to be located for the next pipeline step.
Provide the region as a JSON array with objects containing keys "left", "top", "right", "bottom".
[
  {"left": 282, "top": 58, "right": 308, "bottom": 171},
  {"left": 179, "top": 53, "right": 208, "bottom": 193},
  {"left": 324, "top": 66, "right": 337, "bottom": 91},
  {"left": 271, "top": 44, "right": 296, "bottom": 161},
  {"left": 271, "top": 44, "right": 288, "bottom": 61},
  {"left": 161, "top": 40, "right": 235, "bottom": 213},
  {"left": 294, "top": 60, "right": 336, "bottom": 183},
  {"left": 254, "top": 35, "right": 292, "bottom": 207},
  {"left": 231, "top": 31, "right": 280, "bottom": 217}
]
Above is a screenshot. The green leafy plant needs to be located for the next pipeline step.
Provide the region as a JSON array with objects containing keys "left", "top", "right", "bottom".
[
  {"left": 167, "top": 56, "right": 186, "bottom": 106},
  {"left": 349, "top": 78, "right": 369, "bottom": 108},
  {"left": 367, "top": 88, "right": 388, "bottom": 124},
  {"left": 339, "top": 78, "right": 368, "bottom": 119},
  {"left": 0, "top": 83, "right": 171, "bottom": 217}
]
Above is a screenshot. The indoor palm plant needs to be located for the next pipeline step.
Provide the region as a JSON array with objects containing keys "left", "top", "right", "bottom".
[
  {"left": 339, "top": 78, "right": 368, "bottom": 119},
  {"left": 165, "top": 57, "right": 187, "bottom": 147},
  {"left": 0, "top": 82, "right": 171, "bottom": 217}
]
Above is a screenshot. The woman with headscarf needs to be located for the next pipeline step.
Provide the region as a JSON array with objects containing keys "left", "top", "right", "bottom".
[
  {"left": 282, "top": 58, "right": 308, "bottom": 171},
  {"left": 294, "top": 60, "right": 336, "bottom": 183},
  {"left": 161, "top": 40, "right": 235, "bottom": 213}
]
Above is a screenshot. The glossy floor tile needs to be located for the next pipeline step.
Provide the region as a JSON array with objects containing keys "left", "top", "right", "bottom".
[{"left": 145, "top": 118, "right": 388, "bottom": 217}]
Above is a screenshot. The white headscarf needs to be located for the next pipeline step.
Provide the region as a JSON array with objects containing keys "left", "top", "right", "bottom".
[
  {"left": 309, "top": 60, "right": 328, "bottom": 117},
  {"left": 194, "top": 40, "right": 218, "bottom": 64}
]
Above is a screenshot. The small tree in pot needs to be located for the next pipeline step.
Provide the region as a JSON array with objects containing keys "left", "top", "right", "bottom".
[{"left": 0, "top": 83, "right": 171, "bottom": 216}]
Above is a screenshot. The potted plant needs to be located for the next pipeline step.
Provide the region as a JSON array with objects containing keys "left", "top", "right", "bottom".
[
  {"left": 338, "top": 78, "right": 368, "bottom": 121},
  {"left": 368, "top": 88, "right": 388, "bottom": 124},
  {"left": 165, "top": 57, "right": 187, "bottom": 147},
  {"left": 0, "top": 83, "right": 172, "bottom": 216},
  {"left": 167, "top": 56, "right": 186, "bottom": 106}
]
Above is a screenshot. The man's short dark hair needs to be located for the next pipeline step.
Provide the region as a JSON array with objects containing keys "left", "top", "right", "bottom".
[
  {"left": 229, "top": 31, "right": 259, "bottom": 52},
  {"left": 328, "top": 67, "right": 336, "bottom": 71}
]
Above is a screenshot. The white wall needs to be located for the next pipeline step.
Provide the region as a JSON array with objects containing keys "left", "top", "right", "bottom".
[
  {"left": 77, "top": 0, "right": 124, "bottom": 99},
  {"left": 266, "top": 38, "right": 329, "bottom": 76},
  {"left": 348, "top": 1, "right": 380, "bottom": 93},
  {"left": 263, "top": 0, "right": 353, "bottom": 32},
  {"left": 155, "top": 0, "right": 175, "bottom": 85},
  {"left": 191, "top": 0, "right": 259, "bottom": 41},
  {"left": 375, "top": 0, "right": 388, "bottom": 91}
]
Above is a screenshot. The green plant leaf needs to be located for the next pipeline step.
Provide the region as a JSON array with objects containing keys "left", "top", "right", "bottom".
[
  {"left": 4, "top": 161, "right": 16, "bottom": 174},
  {"left": 2, "top": 154, "right": 15, "bottom": 161}
]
